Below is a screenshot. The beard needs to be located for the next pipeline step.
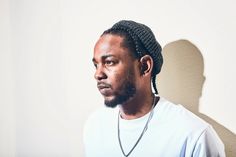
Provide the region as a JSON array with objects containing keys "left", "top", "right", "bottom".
[
  {"left": 104, "top": 81, "right": 136, "bottom": 108},
  {"left": 104, "top": 70, "right": 136, "bottom": 108}
]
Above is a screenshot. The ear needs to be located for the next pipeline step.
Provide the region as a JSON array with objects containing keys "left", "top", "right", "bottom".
[{"left": 139, "top": 55, "right": 153, "bottom": 76}]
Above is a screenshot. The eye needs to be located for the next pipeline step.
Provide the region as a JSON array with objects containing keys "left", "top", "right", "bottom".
[
  {"left": 93, "top": 62, "right": 98, "bottom": 69},
  {"left": 105, "top": 60, "right": 115, "bottom": 66}
]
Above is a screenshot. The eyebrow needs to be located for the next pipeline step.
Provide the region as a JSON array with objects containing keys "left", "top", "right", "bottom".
[{"left": 92, "top": 54, "right": 115, "bottom": 62}]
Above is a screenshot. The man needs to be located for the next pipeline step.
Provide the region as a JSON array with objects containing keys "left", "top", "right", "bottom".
[{"left": 83, "top": 20, "right": 225, "bottom": 157}]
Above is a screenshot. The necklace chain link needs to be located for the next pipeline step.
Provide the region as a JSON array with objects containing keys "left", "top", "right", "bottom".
[{"left": 117, "top": 95, "right": 157, "bottom": 157}]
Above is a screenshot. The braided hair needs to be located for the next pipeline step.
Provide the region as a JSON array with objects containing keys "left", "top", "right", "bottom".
[{"left": 102, "top": 20, "right": 163, "bottom": 94}]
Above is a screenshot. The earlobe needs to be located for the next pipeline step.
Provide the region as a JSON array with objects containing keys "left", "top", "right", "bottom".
[
  {"left": 139, "top": 55, "right": 153, "bottom": 76},
  {"left": 141, "top": 63, "right": 148, "bottom": 74}
]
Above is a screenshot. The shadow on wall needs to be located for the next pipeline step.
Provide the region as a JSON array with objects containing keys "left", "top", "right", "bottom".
[{"left": 158, "top": 40, "right": 236, "bottom": 157}]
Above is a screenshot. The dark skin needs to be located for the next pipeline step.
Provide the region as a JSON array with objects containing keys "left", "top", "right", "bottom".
[{"left": 93, "top": 34, "right": 156, "bottom": 120}]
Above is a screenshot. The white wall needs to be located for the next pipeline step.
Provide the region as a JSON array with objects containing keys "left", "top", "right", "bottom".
[{"left": 0, "top": 0, "right": 235, "bottom": 156}]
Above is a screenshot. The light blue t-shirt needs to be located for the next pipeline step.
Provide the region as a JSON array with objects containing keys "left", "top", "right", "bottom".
[{"left": 83, "top": 97, "right": 225, "bottom": 157}]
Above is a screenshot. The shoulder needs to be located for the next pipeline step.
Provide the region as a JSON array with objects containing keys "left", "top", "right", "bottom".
[
  {"left": 155, "top": 97, "right": 209, "bottom": 133},
  {"left": 84, "top": 106, "right": 117, "bottom": 128},
  {"left": 87, "top": 106, "right": 118, "bottom": 121},
  {"left": 83, "top": 106, "right": 119, "bottom": 155},
  {"left": 192, "top": 125, "right": 225, "bottom": 156},
  {"left": 83, "top": 106, "right": 118, "bottom": 137},
  {"left": 154, "top": 97, "right": 225, "bottom": 155}
]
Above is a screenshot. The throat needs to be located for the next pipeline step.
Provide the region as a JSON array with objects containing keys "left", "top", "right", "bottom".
[
  {"left": 119, "top": 109, "right": 149, "bottom": 120},
  {"left": 117, "top": 95, "right": 158, "bottom": 157},
  {"left": 119, "top": 95, "right": 159, "bottom": 120}
]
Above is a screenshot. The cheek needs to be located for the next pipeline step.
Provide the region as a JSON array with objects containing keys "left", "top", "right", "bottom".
[
  {"left": 107, "top": 62, "right": 137, "bottom": 88},
  {"left": 109, "top": 70, "right": 127, "bottom": 86},
  {"left": 112, "top": 69, "right": 135, "bottom": 87},
  {"left": 111, "top": 70, "right": 124, "bottom": 83}
]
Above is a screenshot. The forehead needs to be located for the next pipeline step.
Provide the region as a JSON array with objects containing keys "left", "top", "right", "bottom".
[{"left": 93, "top": 34, "right": 131, "bottom": 60}]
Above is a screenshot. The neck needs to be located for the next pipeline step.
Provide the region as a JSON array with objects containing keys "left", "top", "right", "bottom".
[{"left": 119, "top": 93, "right": 156, "bottom": 120}]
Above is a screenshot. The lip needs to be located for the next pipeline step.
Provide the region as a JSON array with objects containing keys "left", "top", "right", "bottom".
[{"left": 97, "top": 82, "right": 112, "bottom": 95}]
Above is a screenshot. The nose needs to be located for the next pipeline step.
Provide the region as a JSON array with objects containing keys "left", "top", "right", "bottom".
[{"left": 94, "top": 65, "right": 107, "bottom": 81}]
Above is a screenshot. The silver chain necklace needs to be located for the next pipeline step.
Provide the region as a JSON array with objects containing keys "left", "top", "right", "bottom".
[{"left": 117, "top": 95, "right": 157, "bottom": 157}]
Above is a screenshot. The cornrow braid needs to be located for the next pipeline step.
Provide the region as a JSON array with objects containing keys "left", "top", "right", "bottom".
[{"left": 102, "top": 20, "right": 163, "bottom": 94}]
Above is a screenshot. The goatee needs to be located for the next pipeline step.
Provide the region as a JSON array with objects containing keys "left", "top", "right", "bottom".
[{"left": 104, "top": 81, "right": 136, "bottom": 108}]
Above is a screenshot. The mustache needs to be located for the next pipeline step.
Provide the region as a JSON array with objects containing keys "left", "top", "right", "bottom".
[{"left": 97, "top": 82, "right": 112, "bottom": 89}]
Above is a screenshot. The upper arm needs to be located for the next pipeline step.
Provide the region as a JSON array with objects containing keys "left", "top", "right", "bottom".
[{"left": 192, "top": 126, "right": 225, "bottom": 157}]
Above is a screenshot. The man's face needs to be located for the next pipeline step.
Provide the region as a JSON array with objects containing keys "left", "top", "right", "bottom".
[{"left": 93, "top": 34, "right": 139, "bottom": 108}]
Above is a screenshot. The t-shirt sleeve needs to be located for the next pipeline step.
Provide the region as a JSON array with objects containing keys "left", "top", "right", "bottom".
[{"left": 193, "top": 126, "right": 225, "bottom": 157}]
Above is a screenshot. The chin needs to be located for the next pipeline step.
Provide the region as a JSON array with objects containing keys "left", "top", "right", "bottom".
[
  {"left": 104, "top": 95, "right": 118, "bottom": 108},
  {"left": 104, "top": 93, "right": 133, "bottom": 108},
  {"left": 103, "top": 82, "right": 136, "bottom": 108},
  {"left": 104, "top": 100, "right": 119, "bottom": 108}
]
